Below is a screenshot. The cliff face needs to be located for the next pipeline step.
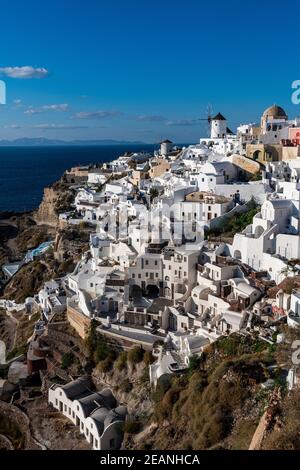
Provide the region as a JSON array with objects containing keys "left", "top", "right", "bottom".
[
  {"left": 92, "top": 361, "right": 153, "bottom": 417},
  {"left": 121, "top": 334, "right": 286, "bottom": 450},
  {"left": 35, "top": 186, "right": 73, "bottom": 227},
  {"left": 3, "top": 260, "right": 54, "bottom": 303}
]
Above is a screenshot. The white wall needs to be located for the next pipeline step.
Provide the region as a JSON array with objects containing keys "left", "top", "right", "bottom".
[{"left": 276, "top": 234, "right": 300, "bottom": 260}]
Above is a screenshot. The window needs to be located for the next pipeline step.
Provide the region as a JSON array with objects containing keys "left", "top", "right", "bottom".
[
  {"left": 145, "top": 260, "right": 149, "bottom": 265},
  {"left": 138, "top": 274, "right": 141, "bottom": 279},
  {"left": 55, "top": 399, "right": 58, "bottom": 406},
  {"left": 132, "top": 273, "right": 135, "bottom": 278},
  {"left": 155, "top": 260, "right": 158, "bottom": 266}
]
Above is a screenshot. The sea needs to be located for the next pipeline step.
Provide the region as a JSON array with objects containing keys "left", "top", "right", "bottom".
[{"left": 0, "top": 145, "right": 155, "bottom": 213}]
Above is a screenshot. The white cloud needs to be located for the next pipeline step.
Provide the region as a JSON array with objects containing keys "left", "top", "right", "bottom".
[
  {"left": 42, "top": 103, "right": 69, "bottom": 111},
  {"left": 33, "top": 123, "right": 90, "bottom": 129},
  {"left": 2, "top": 123, "right": 101, "bottom": 130},
  {"left": 24, "top": 107, "right": 42, "bottom": 115},
  {"left": 4, "top": 124, "right": 23, "bottom": 129},
  {"left": 0, "top": 66, "right": 49, "bottom": 79},
  {"left": 137, "top": 114, "right": 167, "bottom": 122},
  {"left": 73, "top": 110, "right": 121, "bottom": 119},
  {"left": 24, "top": 103, "right": 69, "bottom": 115},
  {"left": 12, "top": 99, "right": 25, "bottom": 109}
]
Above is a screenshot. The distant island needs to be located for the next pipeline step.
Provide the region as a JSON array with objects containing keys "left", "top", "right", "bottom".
[{"left": 0, "top": 137, "right": 148, "bottom": 147}]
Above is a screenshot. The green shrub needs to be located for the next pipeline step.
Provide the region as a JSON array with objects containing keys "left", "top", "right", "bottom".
[
  {"left": 6, "top": 344, "right": 27, "bottom": 361},
  {"left": 124, "top": 420, "right": 141, "bottom": 434},
  {"left": 206, "top": 197, "right": 260, "bottom": 237},
  {"left": 152, "top": 375, "right": 172, "bottom": 402},
  {"left": 139, "top": 367, "right": 150, "bottom": 385},
  {"left": 115, "top": 351, "right": 128, "bottom": 371},
  {"left": 189, "top": 354, "right": 202, "bottom": 372},
  {"left": 128, "top": 346, "right": 144, "bottom": 364},
  {"left": 143, "top": 350, "right": 154, "bottom": 365},
  {"left": 119, "top": 378, "right": 133, "bottom": 393},
  {"left": 61, "top": 352, "right": 75, "bottom": 369},
  {"left": 85, "top": 320, "right": 116, "bottom": 365},
  {"left": 97, "top": 356, "right": 114, "bottom": 373}
]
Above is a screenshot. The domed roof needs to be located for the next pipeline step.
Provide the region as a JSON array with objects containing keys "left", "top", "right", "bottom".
[{"left": 262, "top": 105, "right": 287, "bottom": 119}]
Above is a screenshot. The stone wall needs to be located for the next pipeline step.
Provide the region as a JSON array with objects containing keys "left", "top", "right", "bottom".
[
  {"left": 230, "top": 154, "right": 260, "bottom": 175},
  {"left": 67, "top": 305, "right": 91, "bottom": 339}
]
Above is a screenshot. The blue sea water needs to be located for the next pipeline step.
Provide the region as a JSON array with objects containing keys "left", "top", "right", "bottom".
[{"left": 0, "top": 145, "right": 155, "bottom": 212}]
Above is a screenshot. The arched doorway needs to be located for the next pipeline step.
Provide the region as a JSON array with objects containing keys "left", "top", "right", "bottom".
[
  {"left": 254, "top": 225, "right": 264, "bottom": 238},
  {"left": 130, "top": 284, "right": 143, "bottom": 300},
  {"left": 252, "top": 150, "right": 262, "bottom": 162},
  {"left": 146, "top": 285, "right": 160, "bottom": 298}
]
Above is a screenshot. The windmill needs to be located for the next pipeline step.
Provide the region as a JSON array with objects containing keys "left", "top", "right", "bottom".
[{"left": 196, "top": 104, "right": 213, "bottom": 137}]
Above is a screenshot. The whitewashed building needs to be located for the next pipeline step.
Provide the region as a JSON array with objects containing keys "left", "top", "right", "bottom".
[{"left": 48, "top": 377, "right": 127, "bottom": 450}]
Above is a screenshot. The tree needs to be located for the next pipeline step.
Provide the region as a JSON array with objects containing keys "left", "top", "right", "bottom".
[
  {"left": 149, "top": 188, "right": 159, "bottom": 203},
  {"left": 85, "top": 320, "right": 115, "bottom": 364},
  {"left": 61, "top": 352, "right": 75, "bottom": 369},
  {"left": 189, "top": 354, "right": 202, "bottom": 372}
]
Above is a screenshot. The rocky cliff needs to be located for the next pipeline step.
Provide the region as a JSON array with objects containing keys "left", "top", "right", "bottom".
[{"left": 35, "top": 184, "right": 73, "bottom": 227}]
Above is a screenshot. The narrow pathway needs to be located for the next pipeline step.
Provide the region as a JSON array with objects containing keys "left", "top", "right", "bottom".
[{"left": 248, "top": 411, "right": 268, "bottom": 450}]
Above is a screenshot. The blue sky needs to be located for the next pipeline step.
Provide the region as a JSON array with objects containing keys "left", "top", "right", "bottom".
[{"left": 0, "top": 0, "right": 300, "bottom": 143}]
